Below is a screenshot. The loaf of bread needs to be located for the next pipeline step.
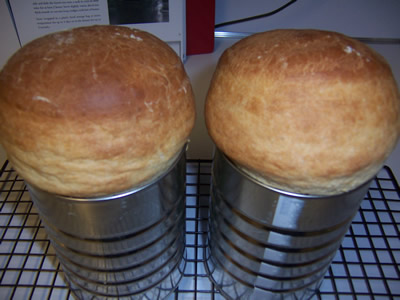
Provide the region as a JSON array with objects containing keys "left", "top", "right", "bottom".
[
  {"left": 0, "top": 25, "right": 195, "bottom": 197},
  {"left": 205, "top": 29, "right": 400, "bottom": 195}
]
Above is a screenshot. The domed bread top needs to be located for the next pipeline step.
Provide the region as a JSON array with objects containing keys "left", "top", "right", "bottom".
[
  {"left": 0, "top": 25, "right": 196, "bottom": 197},
  {"left": 205, "top": 29, "right": 400, "bottom": 195}
]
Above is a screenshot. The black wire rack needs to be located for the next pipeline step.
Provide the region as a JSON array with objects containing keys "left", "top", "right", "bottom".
[{"left": 0, "top": 160, "right": 399, "bottom": 299}]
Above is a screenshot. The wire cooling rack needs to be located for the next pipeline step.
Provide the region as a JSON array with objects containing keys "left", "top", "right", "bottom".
[{"left": 0, "top": 160, "right": 399, "bottom": 299}]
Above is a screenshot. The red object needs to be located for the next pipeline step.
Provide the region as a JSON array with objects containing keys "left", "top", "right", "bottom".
[{"left": 186, "top": 0, "right": 215, "bottom": 55}]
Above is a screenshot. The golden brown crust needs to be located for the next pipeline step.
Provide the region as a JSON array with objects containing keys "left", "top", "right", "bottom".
[
  {"left": 0, "top": 25, "right": 195, "bottom": 197},
  {"left": 205, "top": 29, "right": 400, "bottom": 195}
]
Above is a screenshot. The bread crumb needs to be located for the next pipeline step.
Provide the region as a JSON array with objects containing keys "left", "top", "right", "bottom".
[
  {"left": 144, "top": 101, "right": 154, "bottom": 112},
  {"left": 55, "top": 33, "right": 74, "bottom": 45},
  {"left": 343, "top": 46, "right": 353, "bottom": 54},
  {"left": 32, "top": 95, "right": 51, "bottom": 103},
  {"left": 279, "top": 57, "right": 288, "bottom": 68},
  {"left": 344, "top": 45, "right": 363, "bottom": 57},
  {"left": 130, "top": 34, "right": 143, "bottom": 41},
  {"left": 92, "top": 66, "right": 98, "bottom": 80}
]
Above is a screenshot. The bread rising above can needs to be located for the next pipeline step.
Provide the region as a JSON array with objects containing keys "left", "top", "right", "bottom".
[
  {"left": 0, "top": 25, "right": 196, "bottom": 197},
  {"left": 205, "top": 29, "right": 400, "bottom": 195}
]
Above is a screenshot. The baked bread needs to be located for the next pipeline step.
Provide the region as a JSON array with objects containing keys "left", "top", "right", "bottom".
[
  {"left": 205, "top": 29, "right": 400, "bottom": 195},
  {"left": 0, "top": 25, "right": 195, "bottom": 197}
]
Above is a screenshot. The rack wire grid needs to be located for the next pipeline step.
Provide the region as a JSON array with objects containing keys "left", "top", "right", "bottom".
[{"left": 0, "top": 159, "right": 399, "bottom": 299}]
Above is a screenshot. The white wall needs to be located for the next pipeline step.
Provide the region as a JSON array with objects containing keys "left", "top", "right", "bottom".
[{"left": 215, "top": 0, "right": 400, "bottom": 38}]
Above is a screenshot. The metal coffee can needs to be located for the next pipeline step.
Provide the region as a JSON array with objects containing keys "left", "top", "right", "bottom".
[
  {"left": 205, "top": 149, "right": 371, "bottom": 299},
  {"left": 27, "top": 149, "right": 187, "bottom": 299}
]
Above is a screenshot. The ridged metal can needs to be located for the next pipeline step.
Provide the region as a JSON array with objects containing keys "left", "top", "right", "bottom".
[
  {"left": 205, "top": 149, "right": 371, "bottom": 299},
  {"left": 28, "top": 149, "right": 187, "bottom": 299}
]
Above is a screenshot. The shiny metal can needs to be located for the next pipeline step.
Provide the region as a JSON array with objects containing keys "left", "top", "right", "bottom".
[
  {"left": 27, "top": 149, "right": 187, "bottom": 299},
  {"left": 205, "top": 149, "right": 371, "bottom": 299}
]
